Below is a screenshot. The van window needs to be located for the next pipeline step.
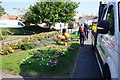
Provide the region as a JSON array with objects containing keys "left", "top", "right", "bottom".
[
  {"left": 106, "top": 5, "right": 114, "bottom": 35},
  {"left": 101, "top": 7, "right": 107, "bottom": 20},
  {"left": 18, "top": 22, "right": 24, "bottom": 26}
]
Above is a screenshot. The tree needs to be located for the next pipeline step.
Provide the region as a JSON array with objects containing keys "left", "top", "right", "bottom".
[
  {"left": 0, "top": 2, "right": 5, "bottom": 17},
  {"left": 24, "top": 1, "right": 79, "bottom": 28}
]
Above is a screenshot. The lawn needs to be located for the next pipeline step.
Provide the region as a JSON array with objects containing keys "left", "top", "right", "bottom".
[{"left": 1, "top": 37, "right": 80, "bottom": 77}]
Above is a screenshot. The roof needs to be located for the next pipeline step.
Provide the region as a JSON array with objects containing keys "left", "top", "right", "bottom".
[
  {"left": 79, "top": 17, "right": 82, "bottom": 20},
  {"left": 93, "top": 16, "right": 98, "bottom": 19},
  {"left": 8, "top": 15, "right": 18, "bottom": 20},
  {"left": 84, "top": 16, "right": 97, "bottom": 20},
  {"left": 0, "top": 14, "right": 23, "bottom": 20}
]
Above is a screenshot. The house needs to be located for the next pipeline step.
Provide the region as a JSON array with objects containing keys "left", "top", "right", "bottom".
[
  {"left": 8, "top": 15, "right": 18, "bottom": 20},
  {"left": 17, "top": 15, "right": 23, "bottom": 20},
  {"left": 0, "top": 14, "right": 23, "bottom": 20},
  {"left": 79, "top": 15, "right": 97, "bottom": 26}
]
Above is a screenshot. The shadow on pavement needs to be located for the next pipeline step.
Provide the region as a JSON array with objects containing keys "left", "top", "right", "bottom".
[{"left": 72, "top": 43, "right": 102, "bottom": 78}]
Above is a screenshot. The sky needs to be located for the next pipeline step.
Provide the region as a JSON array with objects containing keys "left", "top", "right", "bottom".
[{"left": 1, "top": 0, "right": 101, "bottom": 17}]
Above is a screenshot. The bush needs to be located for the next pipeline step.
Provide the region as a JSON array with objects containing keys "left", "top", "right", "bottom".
[
  {"left": 8, "top": 43, "right": 19, "bottom": 49},
  {"left": 20, "top": 42, "right": 36, "bottom": 50},
  {"left": 1, "top": 30, "right": 13, "bottom": 35},
  {"left": 22, "top": 37, "right": 31, "bottom": 43},
  {"left": 1, "top": 31, "right": 59, "bottom": 55},
  {"left": 0, "top": 50, "right": 4, "bottom": 55},
  {"left": 1, "top": 46, "right": 15, "bottom": 55},
  {"left": 17, "top": 41, "right": 24, "bottom": 49}
]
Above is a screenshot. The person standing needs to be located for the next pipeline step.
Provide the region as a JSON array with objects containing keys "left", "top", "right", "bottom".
[{"left": 78, "top": 24, "right": 85, "bottom": 46}]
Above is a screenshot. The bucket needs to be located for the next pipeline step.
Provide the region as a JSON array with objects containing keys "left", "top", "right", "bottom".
[{"left": 73, "top": 31, "right": 78, "bottom": 35}]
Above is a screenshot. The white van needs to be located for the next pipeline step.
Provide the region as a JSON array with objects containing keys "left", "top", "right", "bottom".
[
  {"left": 0, "top": 20, "right": 25, "bottom": 28},
  {"left": 91, "top": 0, "right": 120, "bottom": 79}
]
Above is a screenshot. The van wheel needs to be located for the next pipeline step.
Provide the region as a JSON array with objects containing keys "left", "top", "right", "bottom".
[{"left": 103, "top": 65, "right": 111, "bottom": 80}]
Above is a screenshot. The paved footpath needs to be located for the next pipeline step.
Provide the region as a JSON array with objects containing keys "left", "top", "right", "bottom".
[{"left": 71, "top": 32, "right": 102, "bottom": 78}]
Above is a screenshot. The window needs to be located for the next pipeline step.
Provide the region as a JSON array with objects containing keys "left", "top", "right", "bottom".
[
  {"left": 18, "top": 22, "right": 24, "bottom": 26},
  {"left": 103, "top": 5, "right": 114, "bottom": 35},
  {"left": 102, "top": 5, "right": 114, "bottom": 35},
  {"left": 101, "top": 7, "right": 107, "bottom": 20},
  {"left": 107, "top": 5, "right": 114, "bottom": 35}
]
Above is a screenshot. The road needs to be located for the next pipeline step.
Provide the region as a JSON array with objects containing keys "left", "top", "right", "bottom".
[{"left": 71, "top": 32, "right": 102, "bottom": 78}]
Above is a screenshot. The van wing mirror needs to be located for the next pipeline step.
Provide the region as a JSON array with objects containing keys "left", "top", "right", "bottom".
[{"left": 97, "top": 20, "right": 110, "bottom": 34}]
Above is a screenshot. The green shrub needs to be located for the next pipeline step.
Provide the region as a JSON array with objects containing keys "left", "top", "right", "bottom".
[
  {"left": 0, "top": 31, "right": 59, "bottom": 55},
  {"left": 2, "top": 46, "right": 15, "bottom": 55},
  {"left": 8, "top": 47, "right": 15, "bottom": 53},
  {"left": 17, "top": 41, "right": 24, "bottom": 49},
  {"left": 22, "top": 37, "right": 31, "bottom": 43},
  {"left": 20, "top": 42, "right": 36, "bottom": 50},
  {"left": 32, "top": 34, "right": 41, "bottom": 41},
  {"left": 1, "top": 30, "right": 13, "bottom": 35},
  {"left": 0, "top": 50, "right": 4, "bottom": 55},
  {"left": 9, "top": 43, "right": 19, "bottom": 49}
]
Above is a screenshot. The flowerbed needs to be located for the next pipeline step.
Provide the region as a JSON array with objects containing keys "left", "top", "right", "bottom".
[
  {"left": 0, "top": 31, "right": 59, "bottom": 55},
  {"left": 1, "top": 34, "right": 80, "bottom": 77}
]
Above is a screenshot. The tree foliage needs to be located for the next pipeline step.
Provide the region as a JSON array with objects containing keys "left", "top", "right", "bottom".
[
  {"left": 0, "top": 2, "right": 5, "bottom": 17},
  {"left": 24, "top": 1, "right": 79, "bottom": 26}
]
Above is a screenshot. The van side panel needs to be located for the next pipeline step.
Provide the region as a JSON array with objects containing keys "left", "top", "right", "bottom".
[
  {"left": 118, "top": 32, "right": 120, "bottom": 79},
  {"left": 0, "top": 20, "right": 24, "bottom": 28}
]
